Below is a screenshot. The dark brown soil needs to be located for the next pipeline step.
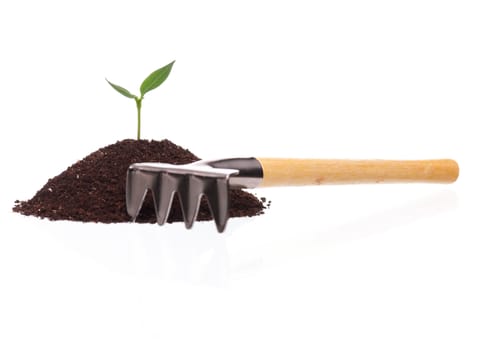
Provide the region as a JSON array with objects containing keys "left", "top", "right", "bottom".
[{"left": 13, "top": 139, "right": 265, "bottom": 224}]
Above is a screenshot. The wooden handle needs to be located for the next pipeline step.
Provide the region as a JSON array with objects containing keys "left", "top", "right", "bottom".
[{"left": 258, "top": 158, "right": 459, "bottom": 187}]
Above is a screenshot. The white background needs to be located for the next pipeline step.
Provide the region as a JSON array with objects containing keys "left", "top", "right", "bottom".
[{"left": 1, "top": 0, "right": 481, "bottom": 349}]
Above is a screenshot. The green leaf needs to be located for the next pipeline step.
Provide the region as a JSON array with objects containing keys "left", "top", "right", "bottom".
[
  {"left": 140, "top": 60, "right": 175, "bottom": 97},
  {"left": 106, "top": 79, "right": 137, "bottom": 99}
]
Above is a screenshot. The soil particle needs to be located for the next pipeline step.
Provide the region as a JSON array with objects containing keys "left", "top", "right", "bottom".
[{"left": 13, "top": 139, "right": 265, "bottom": 224}]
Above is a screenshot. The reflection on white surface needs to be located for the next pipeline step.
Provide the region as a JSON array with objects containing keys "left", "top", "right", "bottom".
[
  {"left": 315, "top": 189, "right": 458, "bottom": 241},
  {"left": 263, "top": 189, "right": 458, "bottom": 261},
  {"left": 41, "top": 189, "right": 458, "bottom": 287},
  {"left": 47, "top": 221, "right": 232, "bottom": 287}
]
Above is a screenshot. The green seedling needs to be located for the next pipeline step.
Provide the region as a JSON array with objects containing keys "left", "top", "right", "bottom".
[{"left": 106, "top": 60, "right": 175, "bottom": 140}]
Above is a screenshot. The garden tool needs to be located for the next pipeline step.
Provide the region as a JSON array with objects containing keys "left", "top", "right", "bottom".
[{"left": 126, "top": 158, "right": 459, "bottom": 232}]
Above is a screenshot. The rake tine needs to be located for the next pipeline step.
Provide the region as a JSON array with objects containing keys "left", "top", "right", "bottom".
[
  {"left": 126, "top": 167, "right": 150, "bottom": 220},
  {"left": 178, "top": 175, "right": 204, "bottom": 229},
  {"left": 205, "top": 178, "right": 230, "bottom": 233},
  {"left": 153, "top": 173, "right": 179, "bottom": 225}
]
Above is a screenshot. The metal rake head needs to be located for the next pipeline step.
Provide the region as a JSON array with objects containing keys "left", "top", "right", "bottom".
[
  {"left": 126, "top": 163, "right": 237, "bottom": 232},
  {"left": 126, "top": 158, "right": 263, "bottom": 232}
]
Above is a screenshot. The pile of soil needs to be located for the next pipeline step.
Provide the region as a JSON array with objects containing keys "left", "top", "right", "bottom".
[{"left": 13, "top": 139, "right": 265, "bottom": 224}]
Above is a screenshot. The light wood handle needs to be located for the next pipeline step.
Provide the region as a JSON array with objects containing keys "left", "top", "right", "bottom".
[{"left": 258, "top": 158, "right": 459, "bottom": 187}]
